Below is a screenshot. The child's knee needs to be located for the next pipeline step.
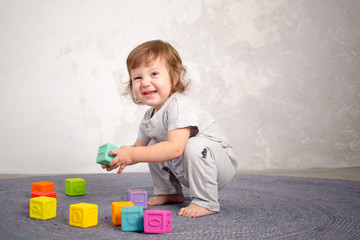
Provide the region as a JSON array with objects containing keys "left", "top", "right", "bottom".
[{"left": 184, "top": 137, "right": 207, "bottom": 160}]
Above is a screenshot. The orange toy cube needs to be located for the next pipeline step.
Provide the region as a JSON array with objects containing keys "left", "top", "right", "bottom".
[
  {"left": 32, "top": 181, "right": 55, "bottom": 192},
  {"left": 112, "top": 201, "right": 135, "bottom": 225}
]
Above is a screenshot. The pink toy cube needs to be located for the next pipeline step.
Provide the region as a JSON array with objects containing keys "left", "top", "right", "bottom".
[
  {"left": 127, "top": 189, "right": 147, "bottom": 209},
  {"left": 144, "top": 210, "right": 171, "bottom": 234}
]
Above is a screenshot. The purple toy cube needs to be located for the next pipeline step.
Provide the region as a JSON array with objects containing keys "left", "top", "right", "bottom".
[
  {"left": 127, "top": 189, "right": 147, "bottom": 209},
  {"left": 144, "top": 210, "right": 171, "bottom": 234}
]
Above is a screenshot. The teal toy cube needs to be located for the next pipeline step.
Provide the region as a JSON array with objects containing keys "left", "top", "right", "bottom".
[
  {"left": 121, "top": 206, "right": 144, "bottom": 232},
  {"left": 65, "top": 178, "right": 85, "bottom": 196},
  {"left": 96, "top": 143, "right": 120, "bottom": 167}
]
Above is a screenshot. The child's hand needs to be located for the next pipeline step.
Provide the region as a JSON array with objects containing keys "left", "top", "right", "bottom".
[{"left": 105, "top": 146, "right": 133, "bottom": 174}]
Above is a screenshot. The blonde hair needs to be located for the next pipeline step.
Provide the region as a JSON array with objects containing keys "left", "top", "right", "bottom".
[{"left": 123, "top": 40, "right": 190, "bottom": 104}]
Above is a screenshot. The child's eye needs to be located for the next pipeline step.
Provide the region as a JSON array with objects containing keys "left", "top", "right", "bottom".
[
  {"left": 133, "top": 76, "right": 142, "bottom": 81},
  {"left": 151, "top": 72, "right": 158, "bottom": 77}
]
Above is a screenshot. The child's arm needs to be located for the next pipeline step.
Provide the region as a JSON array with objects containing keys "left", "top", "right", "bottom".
[{"left": 106, "top": 126, "right": 191, "bottom": 174}]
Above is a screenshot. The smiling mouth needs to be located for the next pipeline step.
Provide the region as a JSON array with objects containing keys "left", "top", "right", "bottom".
[{"left": 143, "top": 90, "right": 157, "bottom": 96}]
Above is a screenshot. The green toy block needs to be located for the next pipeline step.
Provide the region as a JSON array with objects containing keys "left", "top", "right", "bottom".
[
  {"left": 65, "top": 178, "right": 85, "bottom": 196},
  {"left": 96, "top": 143, "right": 120, "bottom": 167}
]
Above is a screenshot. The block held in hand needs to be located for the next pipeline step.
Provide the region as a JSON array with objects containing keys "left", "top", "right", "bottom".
[{"left": 96, "top": 143, "right": 120, "bottom": 167}]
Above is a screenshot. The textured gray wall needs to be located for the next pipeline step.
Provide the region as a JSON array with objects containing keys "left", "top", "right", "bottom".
[{"left": 0, "top": 0, "right": 359, "bottom": 173}]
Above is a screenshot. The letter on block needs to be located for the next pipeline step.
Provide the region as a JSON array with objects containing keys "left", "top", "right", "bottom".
[
  {"left": 96, "top": 143, "right": 120, "bottom": 167},
  {"left": 32, "top": 181, "right": 55, "bottom": 192},
  {"left": 69, "top": 203, "right": 98, "bottom": 228},
  {"left": 65, "top": 178, "right": 85, "bottom": 196},
  {"left": 112, "top": 201, "right": 135, "bottom": 225},
  {"left": 29, "top": 196, "right": 57, "bottom": 220},
  {"left": 127, "top": 189, "right": 147, "bottom": 209},
  {"left": 31, "top": 191, "right": 57, "bottom": 199},
  {"left": 144, "top": 210, "right": 171, "bottom": 234},
  {"left": 121, "top": 206, "right": 144, "bottom": 232}
]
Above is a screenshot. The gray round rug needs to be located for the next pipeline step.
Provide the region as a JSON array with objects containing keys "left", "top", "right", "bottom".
[{"left": 0, "top": 173, "right": 359, "bottom": 239}]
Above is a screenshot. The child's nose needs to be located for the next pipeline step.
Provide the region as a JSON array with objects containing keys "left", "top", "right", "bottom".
[{"left": 142, "top": 77, "right": 151, "bottom": 87}]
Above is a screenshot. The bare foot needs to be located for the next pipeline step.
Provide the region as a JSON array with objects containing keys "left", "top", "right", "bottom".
[
  {"left": 178, "top": 203, "right": 217, "bottom": 218},
  {"left": 148, "top": 194, "right": 184, "bottom": 206}
]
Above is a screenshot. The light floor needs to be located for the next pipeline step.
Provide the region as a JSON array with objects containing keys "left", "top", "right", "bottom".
[{"left": 1, "top": 168, "right": 359, "bottom": 181}]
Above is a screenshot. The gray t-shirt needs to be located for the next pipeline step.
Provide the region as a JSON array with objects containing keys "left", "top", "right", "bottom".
[{"left": 138, "top": 92, "right": 238, "bottom": 168}]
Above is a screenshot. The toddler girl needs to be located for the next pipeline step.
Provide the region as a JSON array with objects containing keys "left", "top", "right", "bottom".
[{"left": 103, "top": 40, "right": 238, "bottom": 218}]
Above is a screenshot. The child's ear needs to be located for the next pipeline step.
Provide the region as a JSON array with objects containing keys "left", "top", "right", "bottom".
[{"left": 172, "top": 73, "right": 180, "bottom": 86}]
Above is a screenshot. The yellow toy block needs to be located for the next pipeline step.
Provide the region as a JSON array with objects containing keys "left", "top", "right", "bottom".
[
  {"left": 112, "top": 201, "right": 135, "bottom": 225},
  {"left": 69, "top": 203, "right": 98, "bottom": 228},
  {"left": 29, "top": 196, "right": 56, "bottom": 220}
]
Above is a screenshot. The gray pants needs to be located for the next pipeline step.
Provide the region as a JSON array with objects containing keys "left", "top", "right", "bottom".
[{"left": 148, "top": 137, "right": 236, "bottom": 212}]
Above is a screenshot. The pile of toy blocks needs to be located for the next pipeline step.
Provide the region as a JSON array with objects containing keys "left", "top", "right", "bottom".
[
  {"left": 29, "top": 143, "right": 172, "bottom": 234},
  {"left": 113, "top": 189, "right": 171, "bottom": 233},
  {"left": 29, "top": 182, "right": 171, "bottom": 234}
]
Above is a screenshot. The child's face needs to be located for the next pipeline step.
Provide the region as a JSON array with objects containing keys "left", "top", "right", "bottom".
[{"left": 130, "top": 57, "right": 173, "bottom": 112}]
